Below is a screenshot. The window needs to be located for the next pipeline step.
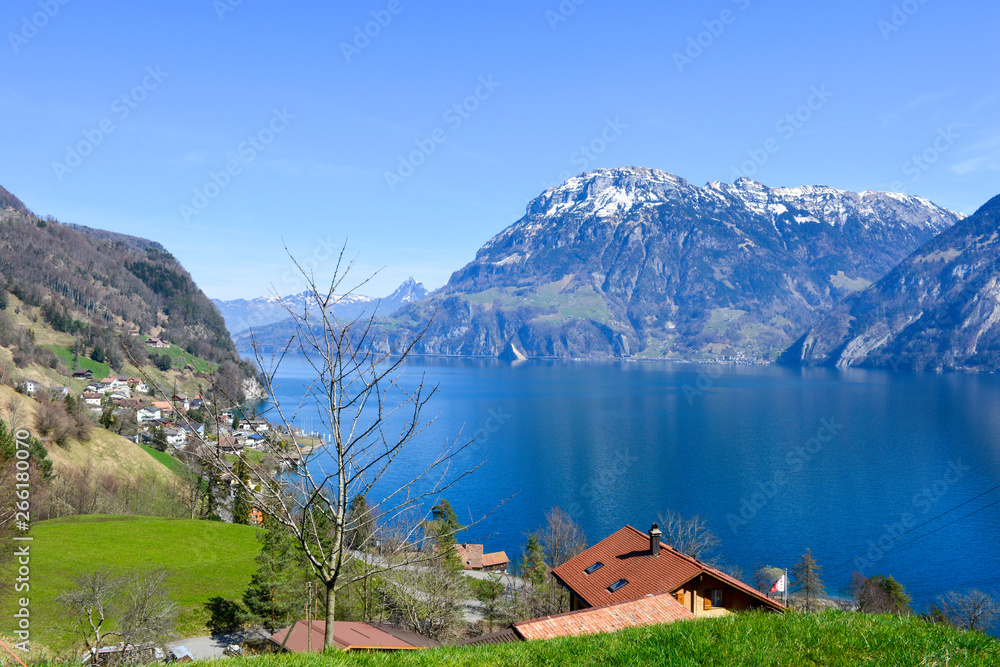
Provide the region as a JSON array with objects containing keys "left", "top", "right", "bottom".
[
  {"left": 708, "top": 589, "right": 724, "bottom": 609},
  {"left": 607, "top": 579, "right": 629, "bottom": 593},
  {"left": 584, "top": 562, "right": 604, "bottom": 575}
]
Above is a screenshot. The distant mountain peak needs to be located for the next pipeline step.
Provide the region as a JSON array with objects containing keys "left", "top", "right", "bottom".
[{"left": 387, "top": 277, "right": 428, "bottom": 304}]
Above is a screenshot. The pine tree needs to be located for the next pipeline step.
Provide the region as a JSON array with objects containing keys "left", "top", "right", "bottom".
[
  {"left": 520, "top": 534, "right": 547, "bottom": 587},
  {"left": 791, "top": 549, "right": 825, "bottom": 612},
  {"left": 346, "top": 494, "right": 375, "bottom": 550},
  {"left": 231, "top": 457, "right": 252, "bottom": 525},
  {"left": 427, "top": 499, "right": 464, "bottom": 574},
  {"left": 243, "top": 525, "right": 314, "bottom": 632}
]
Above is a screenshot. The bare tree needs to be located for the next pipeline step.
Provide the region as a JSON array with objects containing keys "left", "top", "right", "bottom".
[
  {"left": 939, "top": 590, "right": 1000, "bottom": 632},
  {"left": 57, "top": 568, "right": 176, "bottom": 664},
  {"left": 538, "top": 507, "right": 587, "bottom": 569},
  {"left": 141, "top": 248, "right": 485, "bottom": 650},
  {"left": 657, "top": 509, "right": 721, "bottom": 561},
  {"left": 3, "top": 395, "right": 25, "bottom": 433}
]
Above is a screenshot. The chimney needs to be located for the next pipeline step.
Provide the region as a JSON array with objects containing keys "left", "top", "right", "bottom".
[{"left": 649, "top": 524, "right": 661, "bottom": 557}]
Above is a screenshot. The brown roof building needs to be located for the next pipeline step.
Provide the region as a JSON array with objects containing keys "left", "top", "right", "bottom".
[
  {"left": 456, "top": 592, "right": 695, "bottom": 646},
  {"left": 552, "top": 525, "right": 785, "bottom": 616},
  {"left": 455, "top": 543, "right": 509, "bottom": 573},
  {"left": 269, "top": 620, "right": 438, "bottom": 653}
]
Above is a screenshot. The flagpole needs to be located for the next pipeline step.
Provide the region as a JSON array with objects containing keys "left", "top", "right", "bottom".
[{"left": 784, "top": 569, "right": 788, "bottom": 607}]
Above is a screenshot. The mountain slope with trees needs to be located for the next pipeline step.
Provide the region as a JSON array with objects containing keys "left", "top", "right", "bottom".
[
  {"left": 389, "top": 168, "right": 963, "bottom": 360},
  {"left": 0, "top": 187, "right": 255, "bottom": 396},
  {"left": 783, "top": 193, "right": 1000, "bottom": 371}
]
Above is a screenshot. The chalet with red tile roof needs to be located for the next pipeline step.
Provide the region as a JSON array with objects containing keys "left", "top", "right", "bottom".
[
  {"left": 552, "top": 525, "right": 785, "bottom": 617},
  {"left": 455, "top": 543, "right": 509, "bottom": 573}
]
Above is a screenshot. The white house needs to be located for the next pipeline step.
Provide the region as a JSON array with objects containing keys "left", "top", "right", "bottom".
[
  {"left": 137, "top": 407, "right": 162, "bottom": 423},
  {"left": 82, "top": 392, "right": 104, "bottom": 407},
  {"left": 165, "top": 428, "right": 187, "bottom": 447},
  {"left": 50, "top": 386, "right": 70, "bottom": 398},
  {"left": 21, "top": 380, "right": 40, "bottom": 395}
]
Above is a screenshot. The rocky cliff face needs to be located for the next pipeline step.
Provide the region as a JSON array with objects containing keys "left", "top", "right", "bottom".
[
  {"left": 783, "top": 194, "right": 1000, "bottom": 371},
  {"left": 393, "top": 167, "right": 963, "bottom": 359}
]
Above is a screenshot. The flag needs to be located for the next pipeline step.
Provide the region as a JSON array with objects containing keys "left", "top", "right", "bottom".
[{"left": 770, "top": 575, "right": 785, "bottom": 594}]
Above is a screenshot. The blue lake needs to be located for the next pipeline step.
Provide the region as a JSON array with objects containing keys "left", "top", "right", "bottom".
[{"left": 265, "top": 355, "right": 1000, "bottom": 612}]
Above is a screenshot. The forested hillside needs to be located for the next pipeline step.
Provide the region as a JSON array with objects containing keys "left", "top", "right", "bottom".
[{"left": 0, "top": 192, "right": 253, "bottom": 394}]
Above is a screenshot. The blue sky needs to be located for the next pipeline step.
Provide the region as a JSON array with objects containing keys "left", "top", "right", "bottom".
[{"left": 3, "top": 0, "right": 998, "bottom": 299}]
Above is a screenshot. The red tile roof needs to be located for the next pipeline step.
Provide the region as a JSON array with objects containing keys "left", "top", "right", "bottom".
[
  {"left": 482, "top": 551, "right": 509, "bottom": 568},
  {"left": 514, "top": 592, "right": 695, "bottom": 641},
  {"left": 456, "top": 543, "right": 484, "bottom": 569},
  {"left": 552, "top": 525, "right": 784, "bottom": 612}
]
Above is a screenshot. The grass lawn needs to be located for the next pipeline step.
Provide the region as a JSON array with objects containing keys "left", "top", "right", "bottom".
[
  {"left": 209, "top": 610, "right": 999, "bottom": 667},
  {"left": 5, "top": 515, "right": 260, "bottom": 651},
  {"left": 41, "top": 343, "right": 111, "bottom": 379},
  {"left": 140, "top": 444, "right": 192, "bottom": 476},
  {"left": 156, "top": 345, "right": 218, "bottom": 374}
]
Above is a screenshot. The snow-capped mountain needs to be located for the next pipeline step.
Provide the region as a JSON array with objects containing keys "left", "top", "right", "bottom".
[
  {"left": 391, "top": 167, "right": 964, "bottom": 359},
  {"left": 213, "top": 278, "right": 426, "bottom": 336},
  {"left": 785, "top": 193, "right": 1000, "bottom": 371}
]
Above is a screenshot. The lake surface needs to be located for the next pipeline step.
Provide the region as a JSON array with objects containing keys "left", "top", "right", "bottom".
[{"left": 265, "top": 355, "right": 1000, "bottom": 612}]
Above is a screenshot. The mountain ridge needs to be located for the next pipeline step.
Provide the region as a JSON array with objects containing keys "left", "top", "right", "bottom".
[
  {"left": 388, "top": 167, "right": 964, "bottom": 360},
  {"left": 782, "top": 192, "right": 1000, "bottom": 371}
]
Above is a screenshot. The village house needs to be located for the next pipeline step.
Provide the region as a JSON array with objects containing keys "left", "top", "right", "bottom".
[
  {"left": 172, "top": 393, "right": 190, "bottom": 411},
  {"left": 100, "top": 376, "right": 125, "bottom": 391},
  {"left": 243, "top": 418, "right": 269, "bottom": 433},
  {"left": 455, "top": 544, "right": 510, "bottom": 573},
  {"left": 151, "top": 401, "right": 174, "bottom": 416},
  {"left": 145, "top": 337, "right": 171, "bottom": 348},
  {"left": 137, "top": 406, "right": 162, "bottom": 423},
  {"left": 20, "top": 379, "right": 40, "bottom": 395},
  {"left": 218, "top": 434, "right": 243, "bottom": 453},
  {"left": 552, "top": 525, "right": 785, "bottom": 616},
  {"left": 49, "top": 386, "right": 70, "bottom": 398},
  {"left": 113, "top": 397, "right": 144, "bottom": 411},
  {"left": 73, "top": 368, "right": 94, "bottom": 380},
  {"left": 82, "top": 392, "right": 104, "bottom": 407},
  {"left": 164, "top": 428, "right": 187, "bottom": 447}
]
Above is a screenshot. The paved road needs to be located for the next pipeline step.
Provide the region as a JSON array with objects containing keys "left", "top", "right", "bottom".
[{"left": 165, "top": 630, "right": 269, "bottom": 661}]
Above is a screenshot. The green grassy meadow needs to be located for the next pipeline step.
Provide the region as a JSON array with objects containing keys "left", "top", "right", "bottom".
[
  {"left": 211, "top": 610, "right": 998, "bottom": 667},
  {"left": 6, "top": 516, "right": 260, "bottom": 650}
]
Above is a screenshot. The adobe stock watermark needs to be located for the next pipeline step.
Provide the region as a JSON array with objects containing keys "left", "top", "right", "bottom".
[
  {"left": 673, "top": 0, "right": 752, "bottom": 74},
  {"left": 681, "top": 364, "right": 724, "bottom": 405},
  {"left": 52, "top": 66, "right": 169, "bottom": 182},
  {"left": 727, "top": 417, "right": 844, "bottom": 534},
  {"left": 471, "top": 406, "right": 512, "bottom": 446},
  {"left": 852, "top": 458, "right": 970, "bottom": 575},
  {"left": 888, "top": 126, "right": 958, "bottom": 191},
  {"left": 384, "top": 75, "right": 501, "bottom": 191},
  {"left": 565, "top": 448, "right": 640, "bottom": 523},
  {"left": 545, "top": 0, "right": 586, "bottom": 31},
  {"left": 730, "top": 85, "right": 833, "bottom": 181},
  {"left": 214, "top": 0, "right": 245, "bottom": 21},
  {"left": 8, "top": 0, "right": 70, "bottom": 54},
  {"left": 180, "top": 107, "right": 294, "bottom": 223},
  {"left": 12, "top": 428, "right": 33, "bottom": 652},
  {"left": 539, "top": 117, "right": 628, "bottom": 191},
  {"left": 878, "top": 0, "right": 932, "bottom": 41},
  {"left": 341, "top": 0, "right": 403, "bottom": 63}
]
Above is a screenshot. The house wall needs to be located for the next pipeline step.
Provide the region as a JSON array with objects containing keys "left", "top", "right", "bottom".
[{"left": 673, "top": 577, "right": 775, "bottom": 617}]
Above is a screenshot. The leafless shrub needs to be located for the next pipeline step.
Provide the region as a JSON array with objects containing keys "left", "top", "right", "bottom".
[
  {"left": 658, "top": 508, "right": 721, "bottom": 561},
  {"left": 939, "top": 590, "right": 1000, "bottom": 632}
]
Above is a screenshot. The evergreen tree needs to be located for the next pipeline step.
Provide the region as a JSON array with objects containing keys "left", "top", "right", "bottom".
[
  {"left": 151, "top": 426, "right": 167, "bottom": 452},
  {"left": 519, "top": 534, "right": 547, "bottom": 587},
  {"left": 243, "top": 525, "right": 314, "bottom": 632},
  {"left": 231, "top": 457, "right": 252, "bottom": 525},
  {"left": 346, "top": 494, "right": 375, "bottom": 550},
  {"left": 426, "top": 499, "right": 464, "bottom": 574},
  {"left": 791, "top": 549, "right": 825, "bottom": 612}
]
